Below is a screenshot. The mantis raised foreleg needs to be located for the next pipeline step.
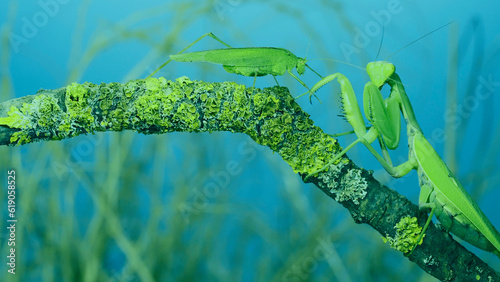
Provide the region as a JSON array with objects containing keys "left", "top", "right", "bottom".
[{"left": 305, "top": 61, "right": 500, "bottom": 258}]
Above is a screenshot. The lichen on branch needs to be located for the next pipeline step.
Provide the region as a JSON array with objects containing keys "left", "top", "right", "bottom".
[{"left": 0, "top": 76, "right": 344, "bottom": 177}]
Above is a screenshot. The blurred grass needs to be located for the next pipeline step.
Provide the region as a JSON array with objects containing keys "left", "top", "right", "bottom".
[
  {"left": 445, "top": 18, "right": 500, "bottom": 269},
  {"left": 0, "top": 1, "right": 499, "bottom": 281}
]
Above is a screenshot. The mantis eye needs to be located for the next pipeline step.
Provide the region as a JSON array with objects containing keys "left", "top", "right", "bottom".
[{"left": 382, "top": 63, "right": 396, "bottom": 81}]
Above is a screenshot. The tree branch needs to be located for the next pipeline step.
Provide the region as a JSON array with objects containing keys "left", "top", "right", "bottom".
[{"left": 0, "top": 77, "right": 498, "bottom": 280}]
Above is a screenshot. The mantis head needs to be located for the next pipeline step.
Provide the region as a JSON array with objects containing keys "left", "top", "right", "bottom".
[{"left": 366, "top": 61, "right": 396, "bottom": 88}]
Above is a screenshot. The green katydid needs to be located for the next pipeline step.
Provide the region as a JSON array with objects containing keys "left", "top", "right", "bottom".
[
  {"left": 305, "top": 61, "right": 500, "bottom": 258},
  {"left": 148, "top": 32, "right": 323, "bottom": 101}
]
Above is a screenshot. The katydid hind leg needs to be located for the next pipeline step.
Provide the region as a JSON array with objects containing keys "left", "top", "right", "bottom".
[
  {"left": 251, "top": 73, "right": 258, "bottom": 94},
  {"left": 272, "top": 75, "right": 280, "bottom": 87}
]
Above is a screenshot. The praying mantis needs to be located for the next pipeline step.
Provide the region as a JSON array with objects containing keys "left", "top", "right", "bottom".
[
  {"left": 148, "top": 32, "right": 322, "bottom": 101},
  {"left": 305, "top": 61, "right": 500, "bottom": 258}
]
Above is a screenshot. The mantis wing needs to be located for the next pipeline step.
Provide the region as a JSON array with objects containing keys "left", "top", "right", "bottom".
[{"left": 413, "top": 132, "right": 500, "bottom": 255}]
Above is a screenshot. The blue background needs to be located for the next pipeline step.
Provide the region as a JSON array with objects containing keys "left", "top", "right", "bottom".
[{"left": 1, "top": 0, "right": 499, "bottom": 281}]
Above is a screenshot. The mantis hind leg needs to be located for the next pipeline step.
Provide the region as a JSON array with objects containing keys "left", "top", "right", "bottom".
[
  {"left": 407, "top": 203, "right": 435, "bottom": 256},
  {"left": 148, "top": 32, "right": 234, "bottom": 78},
  {"left": 406, "top": 204, "right": 435, "bottom": 256},
  {"left": 407, "top": 184, "right": 435, "bottom": 256}
]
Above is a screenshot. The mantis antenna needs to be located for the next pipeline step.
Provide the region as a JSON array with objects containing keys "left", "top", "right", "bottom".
[
  {"left": 383, "top": 21, "right": 454, "bottom": 61},
  {"left": 374, "top": 24, "right": 385, "bottom": 61}
]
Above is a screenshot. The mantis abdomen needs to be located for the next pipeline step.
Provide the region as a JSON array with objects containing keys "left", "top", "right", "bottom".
[
  {"left": 422, "top": 175, "right": 499, "bottom": 254},
  {"left": 414, "top": 133, "right": 500, "bottom": 257}
]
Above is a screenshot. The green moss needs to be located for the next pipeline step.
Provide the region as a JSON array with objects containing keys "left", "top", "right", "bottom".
[
  {"left": 253, "top": 92, "right": 280, "bottom": 119},
  {"left": 134, "top": 92, "right": 173, "bottom": 130},
  {"left": 65, "top": 82, "right": 94, "bottom": 131},
  {"left": 57, "top": 120, "right": 72, "bottom": 137},
  {"left": 174, "top": 76, "right": 196, "bottom": 101},
  {"left": 124, "top": 80, "right": 139, "bottom": 98},
  {"left": 145, "top": 77, "right": 162, "bottom": 93},
  {"left": 1, "top": 82, "right": 129, "bottom": 145},
  {"left": 286, "top": 130, "right": 342, "bottom": 176},
  {"left": 219, "top": 101, "right": 235, "bottom": 131},
  {"left": 110, "top": 108, "right": 125, "bottom": 131},
  {"left": 294, "top": 114, "right": 314, "bottom": 131},
  {"left": 129, "top": 77, "right": 250, "bottom": 134},
  {"left": 173, "top": 102, "right": 200, "bottom": 131},
  {"left": 0, "top": 106, "right": 25, "bottom": 128},
  {"left": 131, "top": 79, "right": 177, "bottom": 132},
  {"left": 384, "top": 216, "right": 424, "bottom": 253},
  {"left": 204, "top": 97, "right": 221, "bottom": 116},
  {"left": 200, "top": 93, "right": 208, "bottom": 102},
  {"left": 254, "top": 113, "right": 293, "bottom": 150},
  {"left": 176, "top": 76, "right": 194, "bottom": 85},
  {"left": 1, "top": 77, "right": 333, "bottom": 177},
  {"left": 0, "top": 95, "right": 67, "bottom": 145},
  {"left": 277, "top": 130, "right": 340, "bottom": 176},
  {"left": 232, "top": 84, "right": 249, "bottom": 104}
]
